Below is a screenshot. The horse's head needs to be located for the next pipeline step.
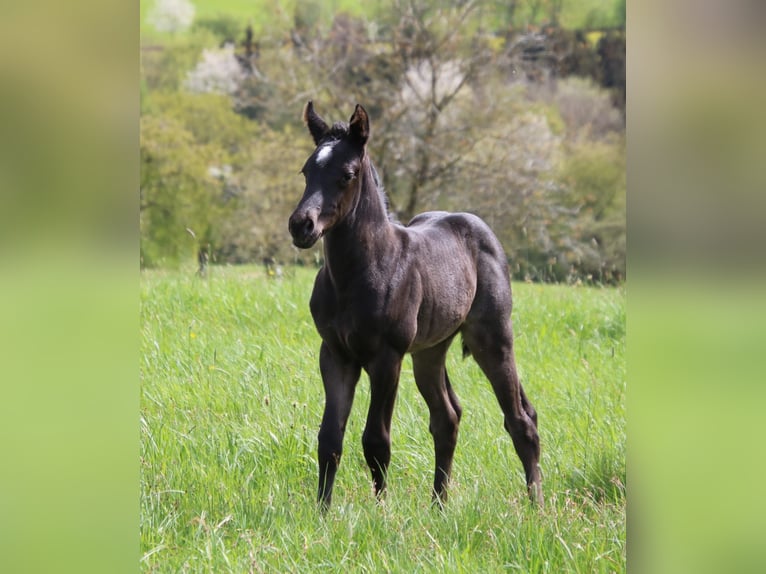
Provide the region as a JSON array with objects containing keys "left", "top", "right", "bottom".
[{"left": 288, "top": 101, "right": 370, "bottom": 249}]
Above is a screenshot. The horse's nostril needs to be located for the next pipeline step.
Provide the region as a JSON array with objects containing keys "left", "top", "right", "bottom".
[
  {"left": 289, "top": 214, "right": 316, "bottom": 241},
  {"left": 289, "top": 215, "right": 301, "bottom": 234}
]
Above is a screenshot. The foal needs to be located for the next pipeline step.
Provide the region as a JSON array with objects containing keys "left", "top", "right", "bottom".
[{"left": 288, "top": 102, "right": 542, "bottom": 509}]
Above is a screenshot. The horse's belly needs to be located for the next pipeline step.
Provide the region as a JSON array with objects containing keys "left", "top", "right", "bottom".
[{"left": 409, "top": 284, "right": 474, "bottom": 352}]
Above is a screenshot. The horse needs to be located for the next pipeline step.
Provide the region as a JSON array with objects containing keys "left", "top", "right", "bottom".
[{"left": 288, "top": 102, "right": 543, "bottom": 510}]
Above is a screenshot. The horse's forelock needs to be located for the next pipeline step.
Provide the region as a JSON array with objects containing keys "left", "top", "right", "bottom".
[
  {"left": 314, "top": 122, "right": 349, "bottom": 148},
  {"left": 329, "top": 122, "right": 348, "bottom": 138}
]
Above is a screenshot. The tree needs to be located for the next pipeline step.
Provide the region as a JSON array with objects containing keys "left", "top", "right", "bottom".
[
  {"left": 139, "top": 93, "right": 255, "bottom": 267},
  {"left": 147, "top": 0, "right": 196, "bottom": 34},
  {"left": 558, "top": 137, "right": 626, "bottom": 282},
  {"left": 140, "top": 0, "right": 626, "bottom": 280}
]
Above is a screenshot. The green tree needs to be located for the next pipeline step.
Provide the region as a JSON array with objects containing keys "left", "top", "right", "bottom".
[{"left": 140, "top": 93, "right": 255, "bottom": 267}]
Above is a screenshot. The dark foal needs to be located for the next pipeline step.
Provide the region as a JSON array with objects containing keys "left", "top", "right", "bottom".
[{"left": 288, "top": 102, "right": 542, "bottom": 510}]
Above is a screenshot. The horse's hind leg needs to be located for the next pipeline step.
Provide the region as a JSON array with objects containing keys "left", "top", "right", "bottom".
[
  {"left": 462, "top": 322, "right": 543, "bottom": 505},
  {"left": 520, "top": 385, "right": 537, "bottom": 426},
  {"left": 412, "top": 340, "right": 462, "bottom": 504}
]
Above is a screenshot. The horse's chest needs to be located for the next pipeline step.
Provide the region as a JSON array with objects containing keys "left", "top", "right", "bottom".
[{"left": 311, "top": 288, "right": 412, "bottom": 360}]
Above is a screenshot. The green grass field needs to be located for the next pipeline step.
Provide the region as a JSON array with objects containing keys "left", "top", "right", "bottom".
[{"left": 140, "top": 265, "right": 625, "bottom": 572}]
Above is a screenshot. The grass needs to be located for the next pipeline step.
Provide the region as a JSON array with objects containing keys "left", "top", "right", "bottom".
[{"left": 140, "top": 265, "right": 625, "bottom": 572}]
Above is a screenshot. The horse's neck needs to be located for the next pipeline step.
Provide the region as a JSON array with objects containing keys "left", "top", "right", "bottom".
[{"left": 323, "top": 162, "right": 395, "bottom": 288}]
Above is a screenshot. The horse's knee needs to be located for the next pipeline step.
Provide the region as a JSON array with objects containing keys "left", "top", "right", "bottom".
[
  {"left": 317, "top": 427, "right": 344, "bottom": 467},
  {"left": 362, "top": 429, "right": 391, "bottom": 465},
  {"left": 430, "top": 408, "right": 460, "bottom": 451}
]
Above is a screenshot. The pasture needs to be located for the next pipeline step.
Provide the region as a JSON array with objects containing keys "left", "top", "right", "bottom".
[{"left": 140, "top": 265, "right": 625, "bottom": 572}]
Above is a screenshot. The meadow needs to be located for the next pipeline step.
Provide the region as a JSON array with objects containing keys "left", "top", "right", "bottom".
[{"left": 140, "top": 265, "right": 625, "bottom": 572}]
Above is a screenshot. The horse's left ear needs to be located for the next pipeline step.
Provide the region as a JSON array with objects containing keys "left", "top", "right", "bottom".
[{"left": 348, "top": 104, "right": 369, "bottom": 147}]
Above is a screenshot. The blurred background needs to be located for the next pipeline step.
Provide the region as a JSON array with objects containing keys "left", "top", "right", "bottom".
[{"left": 139, "top": 0, "right": 626, "bottom": 283}]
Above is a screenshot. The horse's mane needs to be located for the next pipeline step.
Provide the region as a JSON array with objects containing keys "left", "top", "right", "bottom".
[{"left": 368, "top": 161, "right": 397, "bottom": 223}]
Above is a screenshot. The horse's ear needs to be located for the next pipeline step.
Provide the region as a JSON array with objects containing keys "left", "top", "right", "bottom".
[
  {"left": 348, "top": 104, "right": 369, "bottom": 147},
  {"left": 303, "top": 101, "right": 329, "bottom": 145}
]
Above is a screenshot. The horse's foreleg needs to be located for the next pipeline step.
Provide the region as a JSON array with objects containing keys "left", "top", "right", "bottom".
[
  {"left": 362, "top": 348, "right": 402, "bottom": 499},
  {"left": 412, "top": 341, "right": 461, "bottom": 505},
  {"left": 317, "top": 343, "right": 361, "bottom": 510}
]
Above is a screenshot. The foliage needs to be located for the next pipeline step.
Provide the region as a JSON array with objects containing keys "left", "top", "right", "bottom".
[
  {"left": 215, "top": 124, "right": 316, "bottom": 265},
  {"left": 140, "top": 266, "right": 626, "bottom": 572},
  {"left": 558, "top": 137, "right": 626, "bottom": 282},
  {"left": 184, "top": 44, "right": 247, "bottom": 95},
  {"left": 456, "top": 99, "right": 573, "bottom": 282},
  {"left": 548, "top": 76, "right": 624, "bottom": 141},
  {"left": 192, "top": 13, "right": 244, "bottom": 44},
  {"left": 146, "top": 0, "right": 195, "bottom": 34},
  {"left": 140, "top": 92, "right": 257, "bottom": 267},
  {"left": 141, "top": 30, "right": 220, "bottom": 93},
  {"left": 139, "top": 0, "right": 625, "bottom": 281}
]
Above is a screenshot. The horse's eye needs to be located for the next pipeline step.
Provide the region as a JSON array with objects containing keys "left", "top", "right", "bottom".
[{"left": 341, "top": 172, "right": 355, "bottom": 185}]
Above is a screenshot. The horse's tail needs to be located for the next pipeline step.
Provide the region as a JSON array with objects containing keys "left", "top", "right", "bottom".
[{"left": 461, "top": 335, "right": 472, "bottom": 359}]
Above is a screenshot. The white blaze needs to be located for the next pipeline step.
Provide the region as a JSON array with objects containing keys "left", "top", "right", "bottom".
[{"left": 315, "top": 143, "right": 336, "bottom": 167}]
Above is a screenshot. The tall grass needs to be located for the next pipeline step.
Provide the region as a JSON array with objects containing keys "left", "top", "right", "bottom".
[{"left": 140, "top": 266, "right": 625, "bottom": 572}]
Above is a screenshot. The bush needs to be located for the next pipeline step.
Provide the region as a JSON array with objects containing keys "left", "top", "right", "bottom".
[
  {"left": 557, "top": 136, "right": 626, "bottom": 282},
  {"left": 140, "top": 92, "right": 257, "bottom": 267},
  {"left": 193, "top": 14, "right": 244, "bottom": 45}
]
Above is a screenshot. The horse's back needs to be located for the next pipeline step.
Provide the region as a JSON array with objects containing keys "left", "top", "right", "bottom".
[
  {"left": 408, "top": 210, "right": 498, "bottom": 237},
  {"left": 407, "top": 211, "right": 509, "bottom": 270}
]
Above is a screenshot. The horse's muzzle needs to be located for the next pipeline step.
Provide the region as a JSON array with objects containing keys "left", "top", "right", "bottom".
[{"left": 288, "top": 211, "right": 322, "bottom": 248}]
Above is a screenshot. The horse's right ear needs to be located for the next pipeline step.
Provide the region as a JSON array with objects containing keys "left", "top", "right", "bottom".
[
  {"left": 303, "top": 101, "right": 329, "bottom": 146},
  {"left": 348, "top": 104, "right": 369, "bottom": 147}
]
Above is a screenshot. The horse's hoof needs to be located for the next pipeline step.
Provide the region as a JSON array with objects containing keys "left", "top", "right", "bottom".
[{"left": 528, "top": 482, "right": 544, "bottom": 507}]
